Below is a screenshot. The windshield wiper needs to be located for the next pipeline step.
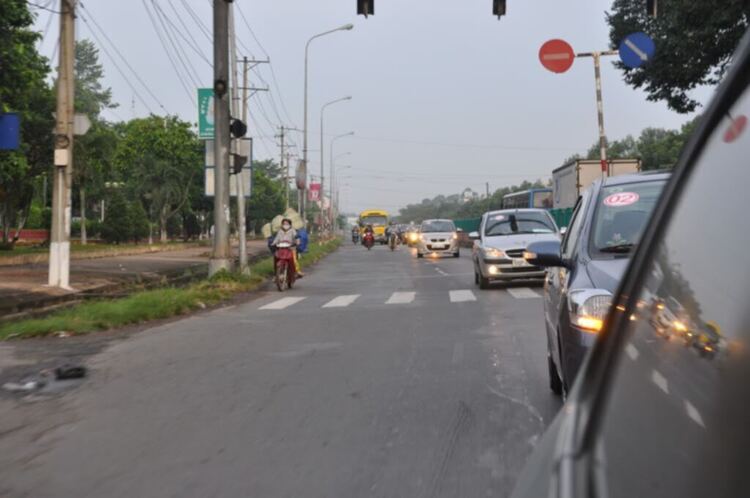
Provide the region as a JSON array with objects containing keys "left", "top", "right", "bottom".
[{"left": 599, "top": 243, "right": 635, "bottom": 253}]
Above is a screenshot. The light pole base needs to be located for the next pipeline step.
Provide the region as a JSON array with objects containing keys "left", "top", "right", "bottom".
[{"left": 209, "top": 258, "right": 233, "bottom": 276}]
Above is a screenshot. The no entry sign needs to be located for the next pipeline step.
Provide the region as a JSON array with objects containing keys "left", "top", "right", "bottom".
[{"left": 539, "top": 39, "right": 575, "bottom": 73}]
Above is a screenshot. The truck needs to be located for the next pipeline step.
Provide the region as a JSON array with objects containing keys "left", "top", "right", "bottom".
[{"left": 552, "top": 158, "right": 641, "bottom": 209}]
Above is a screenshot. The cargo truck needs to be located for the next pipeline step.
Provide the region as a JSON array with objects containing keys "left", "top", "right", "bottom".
[{"left": 552, "top": 158, "right": 641, "bottom": 209}]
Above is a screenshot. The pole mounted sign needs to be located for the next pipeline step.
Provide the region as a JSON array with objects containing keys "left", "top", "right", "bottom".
[
  {"left": 618, "top": 32, "right": 655, "bottom": 69},
  {"left": 198, "top": 88, "right": 215, "bottom": 139},
  {"left": 539, "top": 39, "right": 575, "bottom": 73},
  {"left": 0, "top": 113, "right": 20, "bottom": 150}
]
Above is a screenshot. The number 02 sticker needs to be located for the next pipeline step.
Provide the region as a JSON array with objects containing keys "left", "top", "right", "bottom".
[{"left": 603, "top": 192, "right": 639, "bottom": 207}]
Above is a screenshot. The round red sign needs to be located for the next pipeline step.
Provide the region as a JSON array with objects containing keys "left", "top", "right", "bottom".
[
  {"left": 603, "top": 192, "right": 640, "bottom": 207},
  {"left": 539, "top": 39, "right": 575, "bottom": 73},
  {"left": 723, "top": 115, "right": 747, "bottom": 143}
]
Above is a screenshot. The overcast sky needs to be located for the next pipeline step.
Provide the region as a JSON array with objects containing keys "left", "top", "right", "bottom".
[{"left": 33, "top": 0, "right": 709, "bottom": 215}]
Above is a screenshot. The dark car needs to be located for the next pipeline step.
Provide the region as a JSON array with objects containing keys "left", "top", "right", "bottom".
[
  {"left": 526, "top": 171, "right": 669, "bottom": 396},
  {"left": 511, "top": 30, "right": 750, "bottom": 498}
]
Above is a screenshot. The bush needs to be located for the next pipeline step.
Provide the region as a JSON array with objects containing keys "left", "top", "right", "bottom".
[
  {"left": 26, "top": 203, "right": 44, "bottom": 229},
  {"left": 167, "top": 214, "right": 182, "bottom": 239},
  {"left": 184, "top": 212, "right": 201, "bottom": 240},
  {"left": 130, "top": 201, "right": 150, "bottom": 243},
  {"left": 100, "top": 192, "right": 132, "bottom": 244}
]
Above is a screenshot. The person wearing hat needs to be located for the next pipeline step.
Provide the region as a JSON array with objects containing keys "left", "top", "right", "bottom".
[{"left": 271, "top": 218, "right": 303, "bottom": 277}]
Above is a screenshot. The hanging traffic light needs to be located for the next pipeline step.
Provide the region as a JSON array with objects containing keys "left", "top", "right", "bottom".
[
  {"left": 357, "top": 0, "right": 373, "bottom": 18},
  {"left": 493, "top": 0, "right": 506, "bottom": 19},
  {"left": 646, "top": 0, "right": 657, "bottom": 17}
]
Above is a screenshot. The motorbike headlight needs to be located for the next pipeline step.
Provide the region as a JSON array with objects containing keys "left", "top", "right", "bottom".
[
  {"left": 568, "top": 289, "right": 613, "bottom": 333},
  {"left": 483, "top": 247, "right": 505, "bottom": 259}
]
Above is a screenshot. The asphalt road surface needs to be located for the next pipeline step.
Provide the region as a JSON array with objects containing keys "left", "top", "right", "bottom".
[{"left": 0, "top": 242, "right": 562, "bottom": 498}]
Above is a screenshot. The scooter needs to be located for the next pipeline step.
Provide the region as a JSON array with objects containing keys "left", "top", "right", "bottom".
[
  {"left": 388, "top": 232, "right": 398, "bottom": 251},
  {"left": 352, "top": 231, "right": 360, "bottom": 244},
  {"left": 273, "top": 241, "right": 296, "bottom": 291},
  {"left": 363, "top": 232, "right": 375, "bottom": 250}
]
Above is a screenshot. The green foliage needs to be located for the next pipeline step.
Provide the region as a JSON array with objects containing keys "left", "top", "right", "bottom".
[
  {"left": 101, "top": 191, "right": 132, "bottom": 244},
  {"left": 129, "top": 201, "right": 150, "bottom": 243},
  {"left": 25, "top": 202, "right": 44, "bottom": 229},
  {"left": 74, "top": 39, "right": 116, "bottom": 118},
  {"left": 247, "top": 167, "right": 285, "bottom": 233},
  {"left": 607, "top": 0, "right": 750, "bottom": 113}
]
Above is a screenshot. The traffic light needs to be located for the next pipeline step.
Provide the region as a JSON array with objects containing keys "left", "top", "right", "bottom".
[
  {"left": 646, "top": 0, "right": 657, "bottom": 17},
  {"left": 493, "top": 0, "right": 506, "bottom": 19},
  {"left": 230, "top": 118, "right": 247, "bottom": 138},
  {"left": 357, "top": 0, "right": 373, "bottom": 18}
]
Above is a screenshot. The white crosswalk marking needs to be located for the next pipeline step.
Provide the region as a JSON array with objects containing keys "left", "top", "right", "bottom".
[
  {"left": 386, "top": 292, "right": 416, "bottom": 304},
  {"left": 449, "top": 290, "right": 476, "bottom": 303},
  {"left": 322, "top": 294, "right": 361, "bottom": 308},
  {"left": 507, "top": 287, "right": 540, "bottom": 299},
  {"left": 259, "top": 297, "right": 306, "bottom": 310}
]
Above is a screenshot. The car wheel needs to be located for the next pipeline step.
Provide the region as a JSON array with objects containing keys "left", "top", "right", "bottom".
[
  {"left": 548, "top": 354, "right": 563, "bottom": 395},
  {"left": 557, "top": 330, "right": 570, "bottom": 399},
  {"left": 479, "top": 273, "right": 490, "bottom": 290},
  {"left": 474, "top": 270, "right": 479, "bottom": 285},
  {"left": 417, "top": 252, "right": 423, "bottom": 259},
  {"left": 453, "top": 250, "right": 460, "bottom": 258}
]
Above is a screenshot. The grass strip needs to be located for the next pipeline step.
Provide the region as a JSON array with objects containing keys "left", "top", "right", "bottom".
[{"left": 0, "top": 238, "right": 341, "bottom": 340}]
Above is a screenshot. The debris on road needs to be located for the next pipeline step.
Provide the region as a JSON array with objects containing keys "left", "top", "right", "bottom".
[{"left": 55, "top": 364, "right": 87, "bottom": 380}]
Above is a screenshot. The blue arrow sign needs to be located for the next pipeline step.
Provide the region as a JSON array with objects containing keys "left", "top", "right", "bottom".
[
  {"left": 619, "top": 32, "right": 655, "bottom": 69},
  {"left": 0, "top": 113, "right": 20, "bottom": 150}
]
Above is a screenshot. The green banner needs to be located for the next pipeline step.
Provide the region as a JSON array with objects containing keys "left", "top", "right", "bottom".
[{"left": 198, "top": 88, "right": 214, "bottom": 139}]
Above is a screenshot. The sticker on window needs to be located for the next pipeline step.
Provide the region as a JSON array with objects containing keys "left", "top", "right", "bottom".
[
  {"left": 603, "top": 192, "right": 639, "bottom": 207},
  {"left": 493, "top": 215, "right": 506, "bottom": 220}
]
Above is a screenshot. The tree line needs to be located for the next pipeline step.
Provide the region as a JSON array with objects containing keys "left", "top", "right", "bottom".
[{"left": 0, "top": 3, "right": 290, "bottom": 249}]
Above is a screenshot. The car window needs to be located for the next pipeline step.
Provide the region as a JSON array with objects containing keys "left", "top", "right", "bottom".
[
  {"left": 561, "top": 191, "right": 588, "bottom": 259},
  {"left": 484, "top": 212, "right": 556, "bottom": 236},
  {"left": 596, "top": 84, "right": 750, "bottom": 498},
  {"left": 421, "top": 220, "right": 455, "bottom": 232},
  {"left": 590, "top": 179, "right": 667, "bottom": 257}
]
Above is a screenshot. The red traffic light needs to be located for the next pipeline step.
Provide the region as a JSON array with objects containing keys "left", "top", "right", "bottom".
[{"left": 357, "top": 0, "right": 373, "bottom": 17}]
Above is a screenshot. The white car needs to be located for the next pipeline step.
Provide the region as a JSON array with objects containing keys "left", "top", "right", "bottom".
[
  {"left": 416, "top": 219, "right": 460, "bottom": 258},
  {"left": 470, "top": 209, "right": 560, "bottom": 288}
]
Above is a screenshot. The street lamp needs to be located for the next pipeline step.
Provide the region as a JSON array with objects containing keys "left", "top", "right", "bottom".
[
  {"left": 302, "top": 23, "right": 354, "bottom": 216},
  {"left": 320, "top": 96, "right": 352, "bottom": 223}
]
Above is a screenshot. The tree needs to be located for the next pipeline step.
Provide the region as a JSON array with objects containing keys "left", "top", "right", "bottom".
[
  {"left": 74, "top": 39, "right": 116, "bottom": 118},
  {"left": 607, "top": 0, "right": 750, "bottom": 113},
  {"left": 0, "top": 1, "right": 54, "bottom": 247},
  {"left": 129, "top": 200, "right": 150, "bottom": 243},
  {"left": 247, "top": 168, "right": 285, "bottom": 234},
  {"left": 101, "top": 191, "right": 132, "bottom": 244},
  {"left": 114, "top": 116, "right": 202, "bottom": 243}
]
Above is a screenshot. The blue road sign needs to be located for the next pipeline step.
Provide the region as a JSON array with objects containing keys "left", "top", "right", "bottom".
[
  {"left": 0, "top": 113, "right": 20, "bottom": 150},
  {"left": 619, "top": 32, "right": 655, "bottom": 69}
]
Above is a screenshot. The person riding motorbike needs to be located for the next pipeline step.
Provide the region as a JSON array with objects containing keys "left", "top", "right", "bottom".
[
  {"left": 271, "top": 218, "right": 303, "bottom": 277},
  {"left": 362, "top": 224, "right": 375, "bottom": 249},
  {"left": 385, "top": 221, "right": 399, "bottom": 248},
  {"left": 351, "top": 225, "right": 360, "bottom": 243}
]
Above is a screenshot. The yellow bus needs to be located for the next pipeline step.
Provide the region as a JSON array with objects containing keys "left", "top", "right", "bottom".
[{"left": 359, "top": 209, "right": 389, "bottom": 243}]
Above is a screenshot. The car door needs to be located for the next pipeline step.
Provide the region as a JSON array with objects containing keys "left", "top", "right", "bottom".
[
  {"left": 472, "top": 213, "right": 486, "bottom": 268},
  {"left": 545, "top": 191, "right": 589, "bottom": 363}
]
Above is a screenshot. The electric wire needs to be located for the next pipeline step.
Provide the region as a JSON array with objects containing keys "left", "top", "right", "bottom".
[{"left": 151, "top": 0, "right": 201, "bottom": 88}]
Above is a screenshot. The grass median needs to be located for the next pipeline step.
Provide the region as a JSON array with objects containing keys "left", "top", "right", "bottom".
[{"left": 0, "top": 238, "right": 341, "bottom": 340}]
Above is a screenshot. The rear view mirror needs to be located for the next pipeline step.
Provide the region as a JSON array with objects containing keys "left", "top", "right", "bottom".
[
  {"left": 524, "top": 240, "right": 565, "bottom": 268},
  {"left": 456, "top": 227, "right": 464, "bottom": 233},
  {"left": 560, "top": 226, "right": 567, "bottom": 236},
  {"left": 468, "top": 231, "right": 480, "bottom": 240}
]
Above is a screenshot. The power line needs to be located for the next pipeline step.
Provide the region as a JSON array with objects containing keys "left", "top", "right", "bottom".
[
  {"left": 163, "top": 0, "right": 212, "bottom": 67},
  {"left": 26, "top": 0, "right": 60, "bottom": 14},
  {"left": 77, "top": 8, "right": 158, "bottom": 114},
  {"left": 151, "top": 0, "right": 201, "bottom": 88},
  {"left": 79, "top": 2, "right": 168, "bottom": 113},
  {"left": 180, "top": 0, "right": 212, "bottom": 43}
]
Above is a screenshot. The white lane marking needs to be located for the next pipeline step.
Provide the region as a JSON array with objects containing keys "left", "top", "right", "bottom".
[
  {"left": 259, "top": 297, "right": 307, "bottom": 310},
  {"left": 452, "top": 343, "right": 464, "bottom": 364},
  {"left": 386, "top": 292, "right": 416, "bottom": 304},
  {"left": 625, "top": 343, "right": 640, "bottom": 361},
  {"left": 684, "top": 400, "right": 706, "bottom": 428},
  {"left": 450, "top": 290, "right": 477, "bottom": 303},
  {"left": 435, "top": 268, "right": 448, "bottom": 276},
  {"left": 507, "top": 287, "right": 540, "bottom": 299},
  {"left": 651, "top": 369, "right": 669, "bottom": 394},
  {"left": 322, "top": 294, "right": 361, "bottom": 308}
]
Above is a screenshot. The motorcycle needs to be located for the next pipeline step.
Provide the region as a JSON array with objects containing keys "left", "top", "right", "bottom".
[
  {"left": 352, "top": 231, "right": 360, "bottom": 244},
  {"left": 362, "top": 232, "right": 375, "bottom": 250},
  {"left": 388, "top": 232, "right": 398, "bottom": 251},
  {"left": 273, "top": 241, "right": 296, "bottom": 291}
]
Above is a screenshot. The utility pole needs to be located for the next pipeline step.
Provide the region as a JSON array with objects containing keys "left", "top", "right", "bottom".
[
  {"left": 276, "top": 126, "right": 288, "bottom": 209},
  {"left": 48, "top": 0, "right": 76, "bottom": 289},
  {"left": 486, "top": 182, "right": 491, "bottom": 211},
  {"left": 210, "top": 0, "right": 232, "bottom": 276},
  {"left": 231, "top": 10, "right": 248, "bottom": 275}
]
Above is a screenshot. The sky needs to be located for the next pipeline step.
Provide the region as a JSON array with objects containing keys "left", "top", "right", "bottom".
[{"left": 32, "top": 0, "right": 710, "bottom": 215}]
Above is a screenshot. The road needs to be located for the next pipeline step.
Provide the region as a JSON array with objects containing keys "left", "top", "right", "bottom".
[{"left": 0, "top": 242, "right": 562, "bottom": 498}]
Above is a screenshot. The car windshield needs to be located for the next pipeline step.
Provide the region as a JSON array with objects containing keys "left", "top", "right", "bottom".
[
  {"left": 361, "top": 216, "right": 387, "bottom": 226},
  {"left": 421, "top": 220, "right": 455, "bottom": 232},
  {"left": 591, "top": 180, "right": 667, "bottom": 256},
  {"left": 484, "top": 212, "right": 556, "bottom": 236}
]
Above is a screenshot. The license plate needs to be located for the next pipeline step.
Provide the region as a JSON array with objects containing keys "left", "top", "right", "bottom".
[
  {"left": 432, "top": 244, "right": 446, "bottom": 249},
  {"left": 512, "top": 258, "right": 529, "bottom": 267}
]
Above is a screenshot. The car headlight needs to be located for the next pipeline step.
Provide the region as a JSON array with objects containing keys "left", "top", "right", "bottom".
[
  {"left": 568, "top": 289, "right": 613, "bottom": 333},
  {"left": 452, "top": 232, "right": 458, "bottom": 240},
  {"left": 483, "top": 247, "right": 505, "bottom": 259}
]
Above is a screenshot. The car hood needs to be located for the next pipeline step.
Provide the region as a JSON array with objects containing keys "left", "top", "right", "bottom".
[
  {"left": 421, "top": 232, "right": 455, "bottom": 239},
  {"left": 483, "top": 232, "right": 559, "bottom": 250},
  {"left": 585, "top": 257, "right": 630, "bottom": 293}
]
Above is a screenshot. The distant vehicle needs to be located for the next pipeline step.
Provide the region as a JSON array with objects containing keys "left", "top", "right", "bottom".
[
  {"left": 511, "top": 34, "right": 750, "bottom": 498},
  {"left": 524, "top": 171, "right": 669, "bottom": 397},
  {"left": 502, "top": 188, "right": 553, "bottom": 209},
  {"left": 470, "top": 209, "right": 560, "bottom": 289},
  {"left": 358, "top": 209, "right": 389, "bottom": 243},
  {"left": 552, "top": 158, "right": 641, "bottom": 209},
  {"left": 416, "top": 219, "right": 460, "bottom": 258}
]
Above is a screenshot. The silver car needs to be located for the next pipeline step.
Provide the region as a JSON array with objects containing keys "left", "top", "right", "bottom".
[
  {"left": 470, "top": 209, "right": 560, "bottom": 288},
  {"left": 416, "top": 219, "right": 460, "bottom": 258}
]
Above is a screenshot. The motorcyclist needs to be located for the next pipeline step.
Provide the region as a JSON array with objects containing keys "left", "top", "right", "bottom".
[
  {"left": 271, "top": 218, "right": 303, "bottom": 277},
  {"left": 351, "top": 225, "right": 360, "bottom": 242},
  {"left": 385, "top": 221, "right": 399, "bottom": 244}
]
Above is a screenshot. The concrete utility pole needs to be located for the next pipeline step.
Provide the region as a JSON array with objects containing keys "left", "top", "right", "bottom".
[
  {"left": 276, "top": 126, "right": 288, "bottom": 209},
  {"left": 577, "top": 50, "right": 618, "bottom": 176},
  {"left": 210, "top": 0, "right": 232, "bottom": 276},
  {"left": 230, "top": 9, "right": 248, "bottom": 275},
  {"left": 48, "top": 0, "right": 76, "bottom": 289}
]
